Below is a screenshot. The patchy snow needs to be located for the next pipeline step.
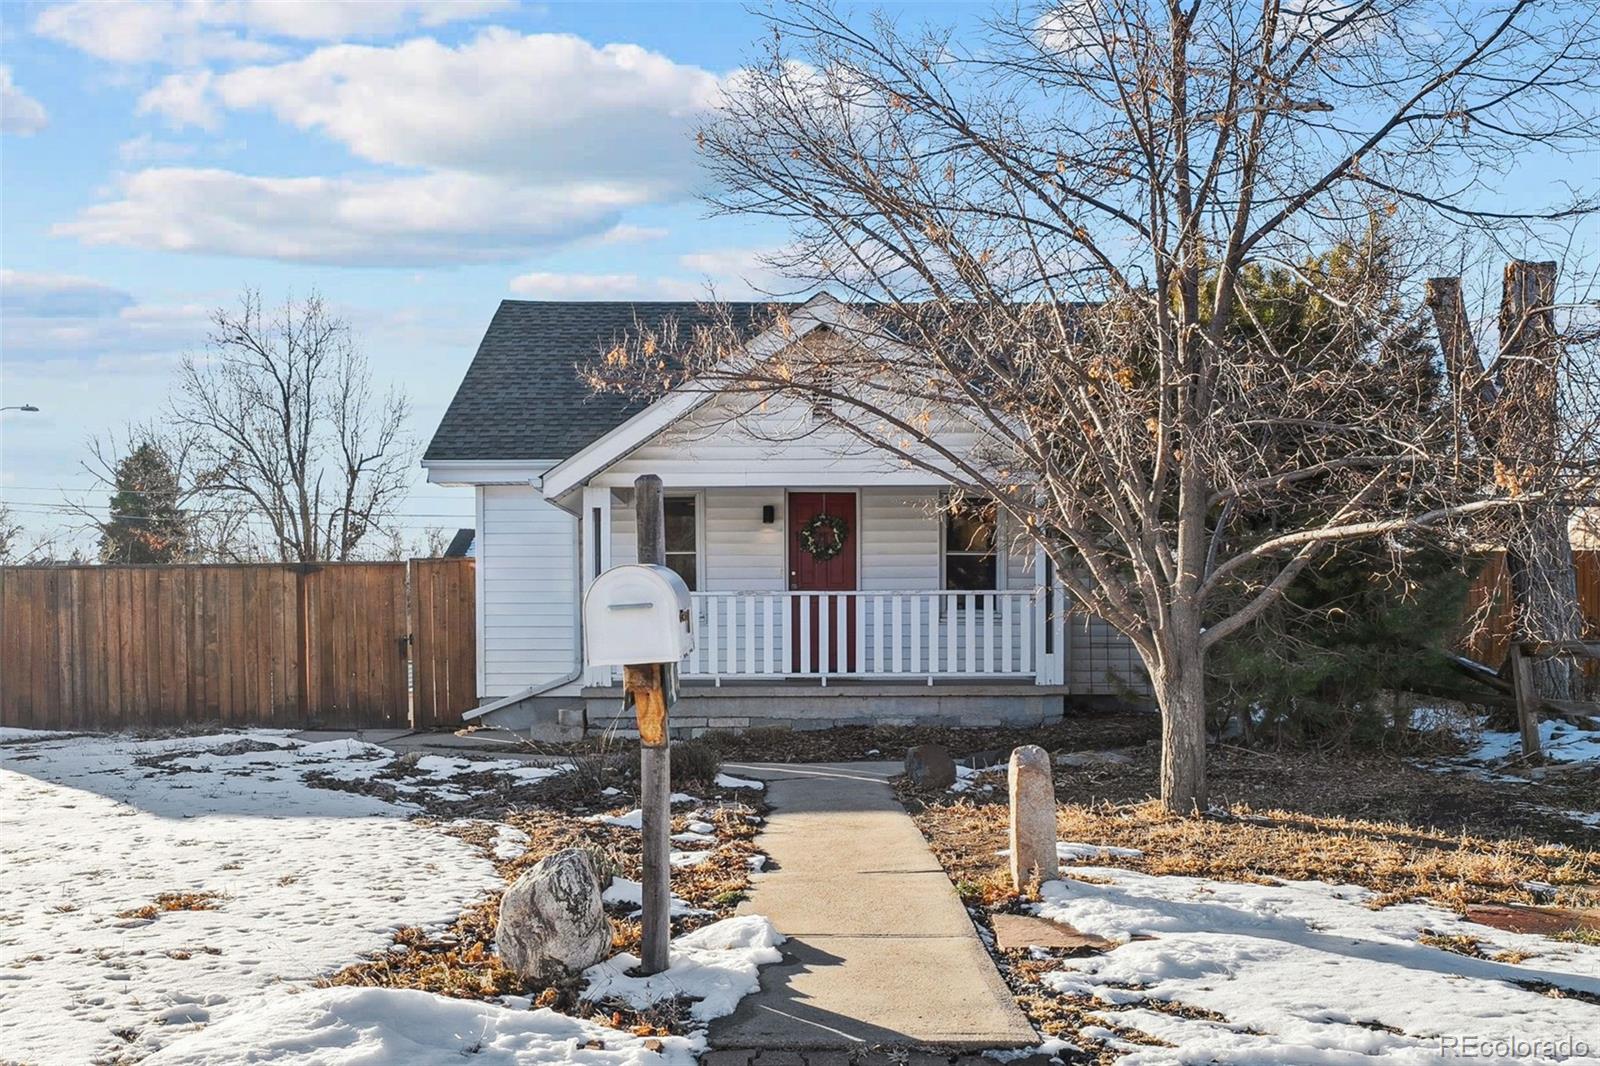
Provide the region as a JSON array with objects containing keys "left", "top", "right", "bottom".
[
  {"left": 996, "top": 842, "right": 1144, "bottom": 863},
  {"left": 592, "top": 808, "right": 646, "bottom": 829},
  {"left": 669, "top": 849, "right": 715, "bottom": 868},
  {"left": 583, "top": 916, "right": 784, "bottom": 1023},
  {"left": 1057, "top": 842, "right": 1144, "bottom": 861},
  {"left": 1465, "top": 718, "right": 1600, "bottom": 765},
  {"left": 147, "top": 919, "right": 784, "bottom": 1065},
  {"left": 1032, "top": 868, "right": 1600, "bottom": 1064},
  {"left": 141, "top": 985, "right": 702, "bottom": 1065},
  {"left": 602, "top": 878, "right": 710, "bottom": 918},
  {"left": 0, "top": 730, "right": 503, "bottom": 1065},
  {"left": 714, "top": 773, "right": 765, "bottom": 790},
  {"left": 671, "top": 830, "right": 716, "bottom": 846}
]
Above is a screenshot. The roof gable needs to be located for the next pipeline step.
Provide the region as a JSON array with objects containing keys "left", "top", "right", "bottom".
[{"left": 423, "top": 300, "right": 787, "bottom": 463}]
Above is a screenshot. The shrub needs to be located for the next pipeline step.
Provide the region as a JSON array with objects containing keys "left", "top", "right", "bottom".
[{"left": 670, "top": 739, "right": 721, "bottom": 788}]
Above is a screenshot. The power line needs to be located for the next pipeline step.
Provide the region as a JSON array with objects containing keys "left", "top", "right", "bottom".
[{"left": 1, "top": 500, "right": 474, "bottom": 521}]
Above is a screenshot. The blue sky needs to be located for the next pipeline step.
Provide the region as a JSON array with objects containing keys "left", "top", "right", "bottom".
[{"left": 1, "top": 0, "right": 929, "bottom": 552}]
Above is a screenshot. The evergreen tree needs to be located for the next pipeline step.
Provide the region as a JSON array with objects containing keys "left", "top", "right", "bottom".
[
  {"left": 99, "top": 442, "right": 190, "bottom": 563},
  {"left": 1204, "top": 231, "right": 1471, "bottom": 747}
]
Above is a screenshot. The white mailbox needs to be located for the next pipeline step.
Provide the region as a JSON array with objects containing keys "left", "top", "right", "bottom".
[{"left": 583, "top": 564, "right": 694, "bottom": 667}]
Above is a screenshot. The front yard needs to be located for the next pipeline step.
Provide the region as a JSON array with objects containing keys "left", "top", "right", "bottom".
[
  {"left": 898, "top": 711, "right": 1600, "bottom": 1064},
  {"left": 0, "top": 728, "right": 772, "bottom": 1065}
]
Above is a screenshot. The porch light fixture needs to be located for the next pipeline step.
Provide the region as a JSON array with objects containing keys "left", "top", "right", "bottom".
[{"left": 762, "top": 505, "right": 776, "bottom": 524}]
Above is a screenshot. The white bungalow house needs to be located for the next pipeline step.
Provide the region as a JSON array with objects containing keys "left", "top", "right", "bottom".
[{"left": 423, "top": 294, "right": 1147, "bottom": 738}]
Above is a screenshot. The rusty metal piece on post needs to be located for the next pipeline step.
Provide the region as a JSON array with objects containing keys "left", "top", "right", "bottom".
[{"left": 623, "top": 663, "right": 670, "bottom": 747}]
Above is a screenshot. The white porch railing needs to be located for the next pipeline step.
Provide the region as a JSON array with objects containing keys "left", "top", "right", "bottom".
[{"left": 670, "top": 589, "right": 1063, "bottom": 685}]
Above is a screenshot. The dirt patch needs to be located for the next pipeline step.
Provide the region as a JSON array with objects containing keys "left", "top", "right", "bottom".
[
  {"left": 116, "top": 891, "right": 226, "bottom": 920},
  {"left": 693, "top": 709, "right": 1160, "bottom": 763}
]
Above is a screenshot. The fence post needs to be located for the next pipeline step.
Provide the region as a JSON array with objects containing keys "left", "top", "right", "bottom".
[{"left": 1508, "top": 642, "right": 1543, "bottom": 760}]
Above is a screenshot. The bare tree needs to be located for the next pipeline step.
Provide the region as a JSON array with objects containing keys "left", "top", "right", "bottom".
[
  {"left": 1427, "top": 263, "right": 1590, "bottom": 699},
  {"left": 594, "top": 0, "right": 1600, "bottom": 811},
  {"left": 173, "top": 291, "right": 415, "bottom": 563}
]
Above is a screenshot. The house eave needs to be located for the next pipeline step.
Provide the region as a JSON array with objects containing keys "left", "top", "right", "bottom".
[
  {"left": 422, "top": 458, "right": 556, "bottom": 486},
  {"left": 539, "top": 293, "right": 895, "bottom": 500}
]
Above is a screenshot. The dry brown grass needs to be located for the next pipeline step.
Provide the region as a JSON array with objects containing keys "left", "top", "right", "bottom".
[
  {"left": 116, "top": 891, "right": 225, "bottom": 920},
  {"left": 915, "top": 793, "right": 1600, "bottom": 914},
  {"left": 900, "top": 741, "right": 1600, "bottom": 1064}
]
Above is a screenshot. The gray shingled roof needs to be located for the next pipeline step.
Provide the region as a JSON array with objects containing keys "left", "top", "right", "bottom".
[{"left": 423, "top": 300, "right": 788, "bottom": 462}]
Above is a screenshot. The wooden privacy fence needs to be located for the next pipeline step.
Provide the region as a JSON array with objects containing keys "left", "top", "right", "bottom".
[
  {"left": 0, "top": 558, "right": 476, "bottom": 731},
  {"left": 1459, "top": 550, "right": 1600, "bottom": 668}
]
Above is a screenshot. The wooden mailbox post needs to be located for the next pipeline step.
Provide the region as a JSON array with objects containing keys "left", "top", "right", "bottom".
[{"left": 580, "top": 474, "right": 685, "bottom": 976}]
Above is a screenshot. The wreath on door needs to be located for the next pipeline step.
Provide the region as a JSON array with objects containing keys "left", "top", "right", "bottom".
[{"left": 799, "top": 512, "right": 850, "bottom": 562}]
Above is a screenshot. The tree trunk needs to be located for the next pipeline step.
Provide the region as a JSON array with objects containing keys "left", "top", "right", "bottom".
[
  {"left": 1499, "top": 261, "right": 1581, "bottom": 700},
  {"left": 1155, "top": 645, "right": 1208, "bottom": 814},
  {"left": 1506, "top": 509, "right": 1582, "bottom": 700}
]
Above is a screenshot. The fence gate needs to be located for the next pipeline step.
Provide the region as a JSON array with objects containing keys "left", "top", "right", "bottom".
[
  {"left": 300, "top": 562, "right": 411, "bottom": 729},
  {"left": 0, "top": 558, "right": 476, "bottom": 731},
  {"left": 409, "top": 557, "right": 477, "bottom": 728}
]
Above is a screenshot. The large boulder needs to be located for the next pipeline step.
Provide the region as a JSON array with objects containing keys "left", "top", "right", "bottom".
[
  {"left": 495, "top": 848, "right": 613, "bottom": 980},
  {"left": 904, "top": 744, "right": 957, "bottom": 790}
]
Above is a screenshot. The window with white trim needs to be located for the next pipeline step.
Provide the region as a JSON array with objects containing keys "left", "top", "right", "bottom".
[
  {"left": 664, "top": 495, "right": 698, "bottom": 591},
  {"left": 943, "top": 498, "right": 998, "bottom": 592}
]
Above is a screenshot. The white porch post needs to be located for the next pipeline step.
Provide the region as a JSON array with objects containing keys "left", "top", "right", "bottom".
[
  {"left": 580, "top": 484, "right": 612, "bottom": 685},
  {"left": 1033, "top": 542, "right": 1057, "bottom": 685}
]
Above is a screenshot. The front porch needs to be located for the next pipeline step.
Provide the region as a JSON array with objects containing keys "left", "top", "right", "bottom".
[{"left": 574, "top": 482, "right": 1073, "bottom": 693}]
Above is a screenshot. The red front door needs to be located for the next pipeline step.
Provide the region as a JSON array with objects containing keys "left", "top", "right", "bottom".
[{"left": 789, "top": 492, "right": 857, "bottom": 672}]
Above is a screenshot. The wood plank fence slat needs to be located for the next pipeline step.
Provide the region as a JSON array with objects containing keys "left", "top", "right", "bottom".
[{"left": 0, "top": 559, "right": 474, "bottom": 731}]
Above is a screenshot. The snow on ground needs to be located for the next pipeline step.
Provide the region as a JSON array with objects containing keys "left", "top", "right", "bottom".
[
  {"left": 1032, "top": 868, "right": 1600, "bottom": 1065},
  {"left": 1, "top": 730, "right": 780, "bottom": 1066},
  {"left": 140, "top": 986, "right": 701, "bottom": 1066},
  {"left": 144, "top": 916, "right": 785, "bottom": 1066},
  {"left": 0, "top": 730, "right": 514, "bottom": 1064},
  {"left": 1464, "top": 718, "right": 1600, "bottom": 765},
  {"left": 713, "top": 773, "right": 765, "bottom": 790},
  {"left": 584, "top": 915, "right": 785, "bottom": 1023}
]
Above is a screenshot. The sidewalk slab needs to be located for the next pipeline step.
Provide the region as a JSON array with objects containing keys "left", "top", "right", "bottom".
[{"left": 708, "top": 762, "right": 1037, "bottom": 1052}]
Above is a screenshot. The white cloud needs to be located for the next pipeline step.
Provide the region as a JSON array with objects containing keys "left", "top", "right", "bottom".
[
  {"left": 0, "top": 270, "right": 208, "bottom": 364},
  {"left": 507, "top": 249, "right": 795, "bottom": 302},
  {"left": 1, "top": 270, "right": 133, "bottom": 319},
  {"left": 508, "top": 272, "right": 703, "bottom": 300},
  {"left": 116, "top": 134, "right": 202, "bottom": 163},
  {"left": 1, "top": 66, "right": 49, "bottom": 135},
  {"left": 594, "top": 224, "right": 671, "bottom": 246},
  {"left": 138, "top": 69, "right": 220, "bottom": 129},
  {"left": 53, "top": 168, "right": 650, "bottom": 267},
  {"left": 33, "top": 0, "right": 512, "bottom": 66},
  {"left": 678, "top": 247, "right": 794, "bottom": 296},
  {"left": 140, "top": 30, "right": 721, "bottom": 194},
  {"left": 69, "top": 31, "right": 726, "bottom": 266}
]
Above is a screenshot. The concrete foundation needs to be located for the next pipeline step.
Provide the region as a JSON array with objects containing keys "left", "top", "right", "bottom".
[{"left": 577, "top": 681, "right": 1067, "bottom": 740}]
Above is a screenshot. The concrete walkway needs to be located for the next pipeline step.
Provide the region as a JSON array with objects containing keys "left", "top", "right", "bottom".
[{"left": 707, "top": 762, "right": 1038, "bottom": 1058}]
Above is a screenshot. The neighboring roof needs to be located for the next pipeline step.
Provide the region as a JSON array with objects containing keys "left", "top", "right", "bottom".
[
  {"left": 423, "top": 301, "right": 790, "bottom": 463},
  {"left": 443, "top": 528, "right": 475, "bottom": 558}
]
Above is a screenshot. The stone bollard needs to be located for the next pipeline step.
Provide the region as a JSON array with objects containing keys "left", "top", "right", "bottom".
[{"left": 1009, "top": 744, "right": 1058, "bottom": 891}]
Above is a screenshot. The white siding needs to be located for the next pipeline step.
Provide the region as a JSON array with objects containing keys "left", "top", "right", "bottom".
[
  {"left": 860, "top": 489, "right": 940, "bottom": 589},
  {"left": 477, "top": 484, "right": 579, "bottom": 698},
  {"left": 596, "top": 393, "right": 987, "bottom": 488}
]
